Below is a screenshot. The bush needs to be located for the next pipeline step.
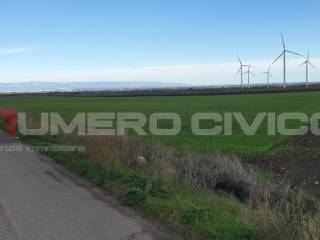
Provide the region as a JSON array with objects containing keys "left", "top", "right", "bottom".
[{"left": 119, "top": 188, "right": 146, "bottom": 207}]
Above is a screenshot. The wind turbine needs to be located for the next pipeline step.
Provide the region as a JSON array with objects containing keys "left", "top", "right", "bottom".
[
  {"left": 262, "top": 64, "right": 273, "bottom": 88},
  {"left": 243, "top": 63, "right": 255, "bottom": 88},
  {"left": 272, "top": 33, "right": 303, "bottom": 88},
  {"left": 236, "top": 56, "right": 248, "bottom": 89},
  {"left": 300, "top": 50, "right": 316, "bottom": 88}
]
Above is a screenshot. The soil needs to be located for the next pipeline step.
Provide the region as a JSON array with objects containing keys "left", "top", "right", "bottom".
[{"left": 244, "top": 133, "right": 320, "bottom": 196}]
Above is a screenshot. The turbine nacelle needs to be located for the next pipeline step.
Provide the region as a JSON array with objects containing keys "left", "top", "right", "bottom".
[
  {"left": 272, "top": 33, "right": 303, "bottom": 88},
  {"left": 300, "top": 50, "right": 316, "bottom": 69},
  {"left": 236, "top": 56, "right": 251, "bottom": 89},
  {"left": 300, "top": 50, "right": 317, "bottom": 87}
]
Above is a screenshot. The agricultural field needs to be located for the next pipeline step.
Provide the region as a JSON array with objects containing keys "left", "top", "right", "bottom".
[
  {"left": 2, "top": 91, "right": 320, "bottom": 240},
  {"left": 1, "top": 91, "right": 319, "bottom": 154}
]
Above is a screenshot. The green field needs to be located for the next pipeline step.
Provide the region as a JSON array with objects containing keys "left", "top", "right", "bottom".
[
  {"left": 1, "top": 91, "right": 320, "bottom": 154},
  {"left": 2, "top": 91, "right": 320, "bottom": 240}
]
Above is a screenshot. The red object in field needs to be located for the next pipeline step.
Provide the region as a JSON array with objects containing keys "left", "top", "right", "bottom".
[{"left": 0, "top": 108, "right": 17, "bottom": 136}]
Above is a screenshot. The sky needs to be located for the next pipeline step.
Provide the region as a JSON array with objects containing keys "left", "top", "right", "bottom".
[{"left": 0, "top": 0, "right": 320, "bottom": 85}]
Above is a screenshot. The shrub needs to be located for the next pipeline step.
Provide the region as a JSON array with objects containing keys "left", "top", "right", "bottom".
[{"left": 119, "top": 188, "right": 146, "bottom": 207}]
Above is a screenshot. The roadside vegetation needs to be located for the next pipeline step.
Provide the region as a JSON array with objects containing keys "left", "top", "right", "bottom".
[{"left": 20, "top": 130, "right": 320, "bottom": 240}]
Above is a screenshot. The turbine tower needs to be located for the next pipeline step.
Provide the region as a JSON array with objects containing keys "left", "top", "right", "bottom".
[
  {"left": 243, "top": 63, "right": 255, "bottom": 88},
  {"left": 262, "top": 64, "right": 273, "bottom": 88},
  {"left": 300, "top": 50, "right": 316, "bottom": 88},
  {"left": 272, "top": 33, "right": 302, "bottom": 88},
  {"left": 236, "top": 56, "right": 248, "bottom": 89}
]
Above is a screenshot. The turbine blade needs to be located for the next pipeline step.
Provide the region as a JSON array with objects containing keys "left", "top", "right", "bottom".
[
  {"left": 236, "top": 67, "right": 241, "bottom": 75},
  {"left": 237, "top": 55, "right": 242, "bottom": 64},
  {"left": 269, "top": 73, "right": 273, "bottom": 78},
  {"left": 309, "top": 62, "right": 317, "bottom": 69},
  {"left": 300, "top": 62, "right": 306, "bottom": 66},
  {"left": 286, "top": 50, "right": 303, "bottom": 57},
  {"left": 250, "top": 72, "right": 255, "bottom": 77},
  {"left": 281, "top": 32, "right": 286, "bottom": 49},
  {"left": 308, "top": 49, "right": 310, "bottom": 61},
  {"left": 272, "top": 52, "right": 284, "bottom": 64}
]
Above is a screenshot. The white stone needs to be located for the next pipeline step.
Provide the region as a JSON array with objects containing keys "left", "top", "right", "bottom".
[{"left": 136, "top": 156, "right": 147, "bottom": 166}]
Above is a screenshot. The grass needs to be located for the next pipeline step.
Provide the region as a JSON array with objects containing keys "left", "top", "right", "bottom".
[
  {"left": 1, "top": 91, "right": 320, "bottom": 154},
  {"left": 19, "top": 132, "right": 320, "bottom": 240},
  {"left": 3, "top": 91, "right": 320, "bottom": 239},
  {"left": 22, "top": 134, "right": 257, "bottom": 240}
]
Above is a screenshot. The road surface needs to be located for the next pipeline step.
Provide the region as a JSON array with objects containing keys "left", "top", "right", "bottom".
[{"left": 0, "top": 131, "right": 180, "bottom": 240}]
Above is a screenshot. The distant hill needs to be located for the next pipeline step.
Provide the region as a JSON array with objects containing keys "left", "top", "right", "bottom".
[{"left": 0, "top": 81, "right": 189, "bottom": 93}]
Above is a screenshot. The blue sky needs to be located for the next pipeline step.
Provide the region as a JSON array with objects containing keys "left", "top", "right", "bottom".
[{"left": 0, "top": 0, "right": 320, "bottom": 85}]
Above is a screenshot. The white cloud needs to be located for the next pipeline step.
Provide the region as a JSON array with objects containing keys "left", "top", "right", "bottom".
[
  {"left": 0, "top": 47, "right": 32, "bottom": 54},
  {"left": 1, "top": 58, "right": 320, "bottom": 85}
]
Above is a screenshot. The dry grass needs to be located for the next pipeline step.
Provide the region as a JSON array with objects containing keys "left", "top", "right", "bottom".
[
  {"left": 21, "top": 119, "right": 320, "bottom": 239},
  {"left": 74, "top": 135, "right": 320, "bottom": 239}
]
